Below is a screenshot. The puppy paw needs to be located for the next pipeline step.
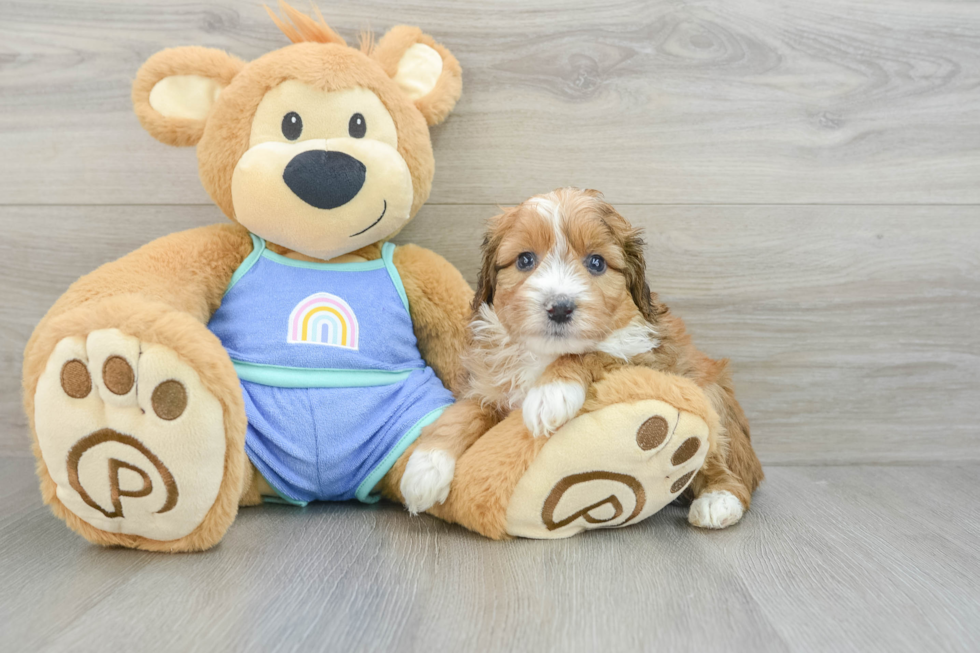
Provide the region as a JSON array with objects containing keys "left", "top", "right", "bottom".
[
  {"left": 522, "top": 381, "right": 587, "bottom": 437},
  {"left": 401, "top": 449, "right": 455, "bottom": 515},
  {"left": 688, "top": 490, "right": 745, "bottom": 529}
]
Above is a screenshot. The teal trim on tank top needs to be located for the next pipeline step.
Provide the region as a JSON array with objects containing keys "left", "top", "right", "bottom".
[
  {"left": 261, "top": 246, "right": 386, "bottom": 271},
  {"left": 262, "top": 489, "right": 308, "bottom": 507},
  {"left": 355, "top": 404, "right": 450, "bottom": 503},
  {"left": 381, "top": 242, "right": 410, "bottom": 312},
  {"left": 224, "top": 232, "right": 266, "bottom": 296},
  {"left": 224, "top": 235, "right": 408, "bottom": 309},
  {"left": 232, "top": 359, "right": 416, "bottom": 388}
]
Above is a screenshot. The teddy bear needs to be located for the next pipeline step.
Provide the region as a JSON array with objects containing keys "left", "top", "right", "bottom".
[{"left": 21, "top": 3, "right": 745, "bottom": 552}]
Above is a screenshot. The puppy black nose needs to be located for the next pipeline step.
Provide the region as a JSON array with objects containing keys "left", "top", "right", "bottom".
[
  {"left": 283, "top": 150, "right": 366, "bottom": 210},
  {"left": 547, "top": 299, "right": 576, "bottom": 324}
]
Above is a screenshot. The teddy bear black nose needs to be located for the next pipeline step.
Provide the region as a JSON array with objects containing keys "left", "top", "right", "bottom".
[{"left": 283, "top": 150, "right": 366, "bottom": 210}]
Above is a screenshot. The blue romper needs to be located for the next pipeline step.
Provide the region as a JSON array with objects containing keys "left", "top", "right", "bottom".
[{"left": 208, "top": 234, "right": 454, "bottom": 505}]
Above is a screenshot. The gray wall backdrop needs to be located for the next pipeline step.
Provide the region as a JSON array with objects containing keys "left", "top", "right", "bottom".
[{"left": 1, "top": 0, "right": 978, "bottom": 463}]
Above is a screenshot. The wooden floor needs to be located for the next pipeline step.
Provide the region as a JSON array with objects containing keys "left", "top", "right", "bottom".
[
  {"left": 2, "top": 0, "right": 979, "bottom": 651},
  {"left": 2, "top": 456, "right": 979, "bottom": 652}
]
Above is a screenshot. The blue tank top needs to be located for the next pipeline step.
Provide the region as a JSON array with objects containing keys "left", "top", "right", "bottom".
[
  {"left": 210, "top": 234, "right": 432, "bottom": 384},
  {"left": 207, "top": 233, "right": 453, "bottom": 503}
]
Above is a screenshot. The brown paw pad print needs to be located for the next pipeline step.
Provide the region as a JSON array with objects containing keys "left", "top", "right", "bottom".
[
  {"left": 636, "top": 413, "right": 702, "bottom": 496},
  {"left": 635, "top": 415, "right": 702, "bottom": 494},
  {"left": 636, "top": 415, "right": 669, "bottom": 450},
  {"left": 60, "top": 358, "right": 187, "bottom": 420},
  {"left": 60, "top": 359, "right": 92, "bottom": 399},
  {"left": 103, "top": 355, "right": 135, "bottom": 395}
]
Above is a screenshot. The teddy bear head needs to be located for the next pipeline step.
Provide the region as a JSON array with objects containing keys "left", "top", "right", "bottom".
[{"left": 132, "top": 2, "right": 461, "bottom": 260}]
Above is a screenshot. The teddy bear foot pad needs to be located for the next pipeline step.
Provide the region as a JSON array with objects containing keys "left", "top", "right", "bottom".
[
  {"left": 34, "top": 329, "right": 227, "bottom": 542},
  {"left": 505, "top": 399, "right": 709, "bottom": 538}
]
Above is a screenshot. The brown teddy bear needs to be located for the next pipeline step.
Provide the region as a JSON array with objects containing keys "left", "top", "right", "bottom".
[{"left": 22, "top": 3, "right": 757, "bottom": 551}]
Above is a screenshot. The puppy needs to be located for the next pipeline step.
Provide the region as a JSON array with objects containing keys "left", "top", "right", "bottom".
[{"left": 401, "top": 188, "right": 763, "bottom": 529}]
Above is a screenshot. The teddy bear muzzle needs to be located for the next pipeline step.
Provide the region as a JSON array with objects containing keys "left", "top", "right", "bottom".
[{"left": 230, "top": 137, "right": 415, "bottom": 260}]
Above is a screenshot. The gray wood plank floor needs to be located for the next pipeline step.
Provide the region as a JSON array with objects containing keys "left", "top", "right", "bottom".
[
  {"left": 2, "top": 0, "right": 979, "bottom": 651},
  {"left": 2, "top": 457, "right": 978, "bottom": 653}
]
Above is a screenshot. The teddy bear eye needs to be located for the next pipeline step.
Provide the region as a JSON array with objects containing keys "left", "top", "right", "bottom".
[
  {"left": 282, "top": 112, "right": 303, "bottom": 140},
  {"left": 349, "top": 113, "right": 366, "bottom": 138},
  {"left": 586, "top": 254, "right": 607, "bottom": 275},
  {"left": 516, "top": 252, "right": 536, "bottom": 271}
]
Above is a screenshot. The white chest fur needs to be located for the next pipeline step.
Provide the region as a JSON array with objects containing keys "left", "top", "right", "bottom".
[{"left": 464, "top": 305, "right": 659, "bottom": 411}]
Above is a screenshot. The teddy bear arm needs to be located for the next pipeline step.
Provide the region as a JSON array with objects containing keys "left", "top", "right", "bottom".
[
  {"left": 48, "top": 223, "right": 251, "bottom": 324},
  {"left": 391, "top": 243, "right": 473, "bottom": 396},
  {"left": 24, "top": 222, "right": 253, "bottom": 400}
]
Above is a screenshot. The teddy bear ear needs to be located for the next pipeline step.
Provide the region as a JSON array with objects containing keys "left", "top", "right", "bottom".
[
  {"left": 371, "top": 26, "right": 462, "bottom": 126},
  {"left": 132, "top": 46, "right": 245, "bottom": 147}
]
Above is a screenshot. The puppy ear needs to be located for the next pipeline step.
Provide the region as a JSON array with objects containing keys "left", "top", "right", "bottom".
[
  {"left": 371, "top": 26, "right": 462, "bottom": 126},
  {"left": 132, "top": 47, "right": 245, "bottom": 147},
  {"left": 622, "top": 230, "right": 661, "bottom": 324},
  {"left": 472, "top": 222, "right": 503, "bottom": 313}
]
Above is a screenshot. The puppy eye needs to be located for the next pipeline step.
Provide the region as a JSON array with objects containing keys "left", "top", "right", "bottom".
[
  {"left": 349, "top": 113, "right": 367, "bottom": 138},
  {"left": 586, "top": 254, "right": 607, "bottom": 275},
  {"left": 282, "top": 112, "right": 303, "bottom": 140},
  {"left": 516, "top": 252, "right": 537, "bottom": 271}
]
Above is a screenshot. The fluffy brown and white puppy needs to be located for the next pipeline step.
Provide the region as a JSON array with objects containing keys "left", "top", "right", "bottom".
[{"left": 401, "top": 188, "right": 763, "bottom": 529}]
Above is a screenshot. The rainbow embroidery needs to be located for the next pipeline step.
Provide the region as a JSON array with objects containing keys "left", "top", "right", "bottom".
[{"left": 287, "top": 293, "right": 359, "bottom": 350}]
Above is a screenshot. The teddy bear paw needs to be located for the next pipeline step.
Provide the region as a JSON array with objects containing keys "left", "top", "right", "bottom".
[
  {"left": 505, "top": 399, "right": 709, "bottom": 539},
  {"left": 33, "top": 329, "right": 227, "bottom": 543}
]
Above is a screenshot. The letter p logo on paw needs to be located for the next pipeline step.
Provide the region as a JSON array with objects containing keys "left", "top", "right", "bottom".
[
  {"left": 66, "top": 429, "right": 179, "bottom": 519},
  {"left": 506, "top": 399, "right": 709, "bottom": 539}
]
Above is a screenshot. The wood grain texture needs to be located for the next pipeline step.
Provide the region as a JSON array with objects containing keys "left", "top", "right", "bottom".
[
  {"left": 2, "top": 203, "right": 978, "bottom": 462},
  {"left": 2, "top": 0, "right": 980, "bottom": 205},
  {"left": 1, "top": 456, "right": 978, "bottom": 652},
  {"left": 3, "top": 1, "right": 979, "bottom": 650}
]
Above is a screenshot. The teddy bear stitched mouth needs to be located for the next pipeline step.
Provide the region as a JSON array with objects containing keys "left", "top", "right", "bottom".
[{"left": 349, "top": 200, "right": 387, "bottom": 238}]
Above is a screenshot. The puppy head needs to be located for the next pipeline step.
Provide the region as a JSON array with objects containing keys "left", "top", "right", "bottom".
[{"left": 475, "top": 188, "right": 657, "bottom": 355}]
